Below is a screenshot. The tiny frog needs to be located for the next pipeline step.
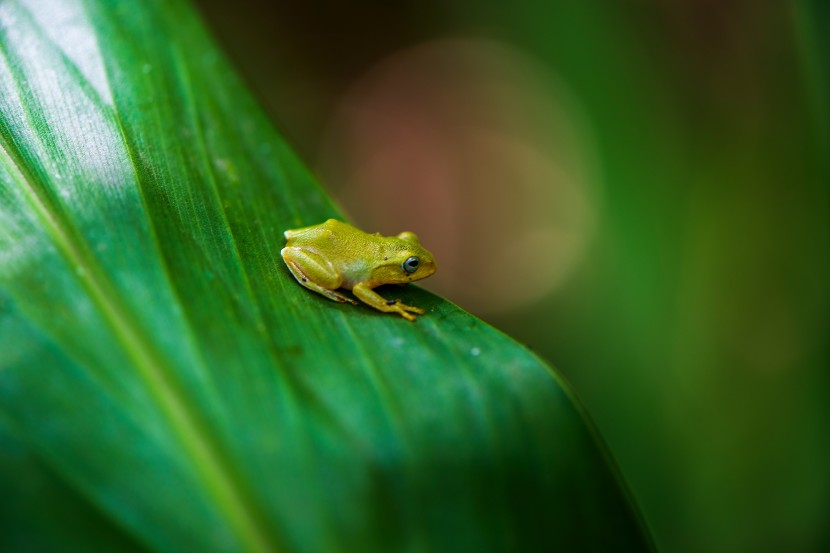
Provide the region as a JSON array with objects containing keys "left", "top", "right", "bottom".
[{"left": 281, "top": 219, "right": 437, "bottom": 321}]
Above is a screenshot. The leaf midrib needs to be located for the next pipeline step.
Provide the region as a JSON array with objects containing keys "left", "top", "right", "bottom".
[{"left": 0, "top": 6, "right": 276, "bottom": 551}]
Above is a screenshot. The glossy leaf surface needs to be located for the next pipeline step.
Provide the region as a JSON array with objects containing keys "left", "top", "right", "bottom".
[{"left": 0, "top": 1, "right": 653, "bottom": 551}]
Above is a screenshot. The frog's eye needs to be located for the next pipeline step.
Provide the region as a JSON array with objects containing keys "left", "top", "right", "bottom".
[{"left": 402, "top": 256, "right": 420, "bottom": 273}]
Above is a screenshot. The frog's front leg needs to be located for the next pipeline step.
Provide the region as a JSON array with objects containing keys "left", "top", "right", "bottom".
[
  {"left": 352, "top": 282, "right": 425, "bottom": 321},
  {"left": 280, "top": 247, "right": 357, "bottom": 305}
]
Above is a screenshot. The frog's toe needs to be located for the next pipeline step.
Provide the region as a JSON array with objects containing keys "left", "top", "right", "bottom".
[
  {"left": 399, "top": 304, "right": 425, "bottom": 315},
  {"left": 397, "top": 309, "right": 418, "bottom": 322},
  {"left": 392, "top": 304, "right": 423, "bottom": 321}
]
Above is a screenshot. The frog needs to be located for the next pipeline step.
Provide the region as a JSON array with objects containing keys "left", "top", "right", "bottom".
[{"left": 280, "top": 219, "right": 437, "bottom": 321}]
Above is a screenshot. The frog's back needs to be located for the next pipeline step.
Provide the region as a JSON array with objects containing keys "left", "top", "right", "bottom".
[
  {"left": 284, "top": 219, "right": 330, "bottom": 240},
  {"left": 285, "top": 219, "right": 342, "bottom": 239},
  {"left": 284, "top": 219, "right": 375, "bottom": 254}
]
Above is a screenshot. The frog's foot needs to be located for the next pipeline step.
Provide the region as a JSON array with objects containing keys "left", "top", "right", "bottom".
[
  {"left": 352, "top": 283, "right": 426, "bottom": 321},
  {"left": 387, "top": 300, "right": 425, "bottom": 322}
]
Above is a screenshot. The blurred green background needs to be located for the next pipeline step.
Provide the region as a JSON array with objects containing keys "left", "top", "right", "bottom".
[{"left": 194, "top": 1, "right": 829, "bottom": 552}]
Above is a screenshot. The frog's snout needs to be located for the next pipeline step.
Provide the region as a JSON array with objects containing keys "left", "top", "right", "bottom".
[{"left": 421, "top": 258, "right": 437, "bottom": 278}]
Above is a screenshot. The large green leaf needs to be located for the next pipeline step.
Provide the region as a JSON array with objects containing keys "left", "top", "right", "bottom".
[{"left": 0, "top": 1, "right": 654, "bottom": 551}]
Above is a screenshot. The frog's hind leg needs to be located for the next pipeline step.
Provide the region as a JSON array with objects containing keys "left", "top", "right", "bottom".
[{"left": 280, "top": 247, "right": 357, "bottom": 304}]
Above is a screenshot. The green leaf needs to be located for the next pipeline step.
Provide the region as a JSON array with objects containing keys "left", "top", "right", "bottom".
[{"left": 0, "top": 1, "right": 654, "bottom": 552}]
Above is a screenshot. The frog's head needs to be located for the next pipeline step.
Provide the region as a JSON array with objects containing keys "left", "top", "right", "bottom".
[{"left": 376, "top": 230, "right": 437, "bottom": 285}]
